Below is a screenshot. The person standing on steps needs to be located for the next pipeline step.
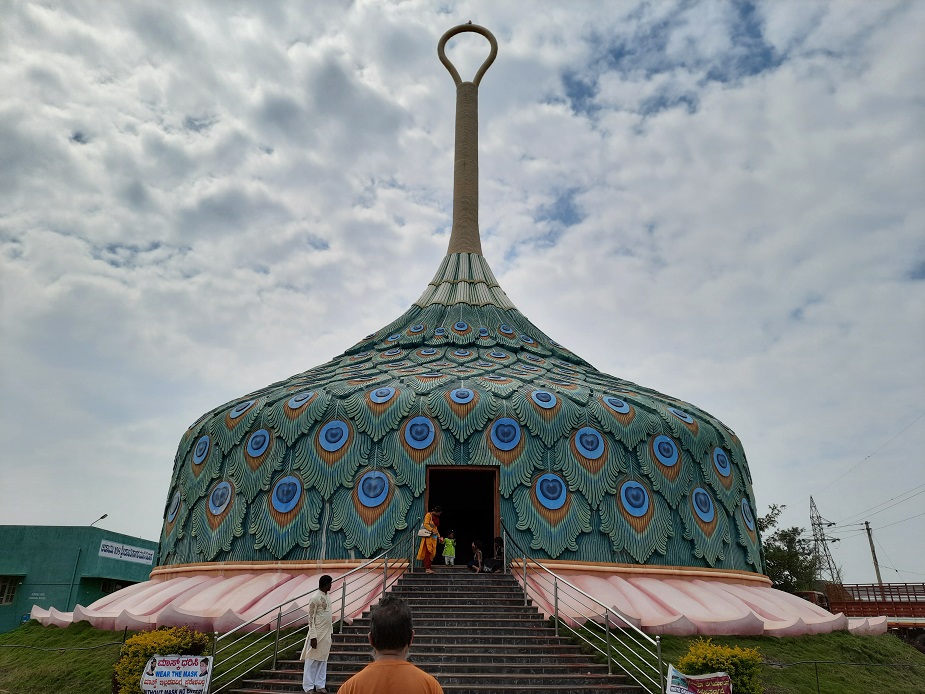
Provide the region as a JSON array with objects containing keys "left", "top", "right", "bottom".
[
  {"left": 441, "top": 530, "right": 456, "bottom": 566},
  {"left": 416, "top": 506, "right": 442, "bottom": 574},
  {"left": 300, "top": 574, "right": 333, "bottom": 693},
  {"left": 337, "top": 595, "right": 443, "bottom": 694}
]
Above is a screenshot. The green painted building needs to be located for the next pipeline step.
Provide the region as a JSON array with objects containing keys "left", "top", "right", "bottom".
[{"left": 0, "top": 526, "right": 158, "bottom": 633}]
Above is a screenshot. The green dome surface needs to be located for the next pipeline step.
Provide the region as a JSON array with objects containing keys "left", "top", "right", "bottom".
[{"left": 159, "top": 250, "right": 763, "bottom": 574}]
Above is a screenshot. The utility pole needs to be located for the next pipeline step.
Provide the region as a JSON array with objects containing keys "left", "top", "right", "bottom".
[{"left": 865, "top": 521, "right": 883, "bottom": 586}]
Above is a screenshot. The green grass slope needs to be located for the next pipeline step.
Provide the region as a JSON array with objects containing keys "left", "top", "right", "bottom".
[
  {"left": 0, "top": 621, "right": 126, "bottom": 694},
  {"left": 657, "top": 632, "right": 925, "bottom": 694}
]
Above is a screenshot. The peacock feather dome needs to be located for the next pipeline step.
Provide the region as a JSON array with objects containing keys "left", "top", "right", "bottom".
[{"left": 157, "top": 24, "right": 763, "bottom": 577}]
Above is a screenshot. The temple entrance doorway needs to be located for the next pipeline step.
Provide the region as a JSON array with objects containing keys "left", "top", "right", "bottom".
[{"left": 425, "top": 467, "right": 498, "bottom": 567}]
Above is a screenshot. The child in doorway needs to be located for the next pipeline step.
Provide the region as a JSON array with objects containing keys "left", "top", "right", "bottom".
[{"left": 442, "top": 531, "right": 456, "bottom": 565}]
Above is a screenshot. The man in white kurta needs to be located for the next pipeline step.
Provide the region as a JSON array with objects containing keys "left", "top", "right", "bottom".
[{"left": 300, "top": 574, "right": 333, "bottom": 693}]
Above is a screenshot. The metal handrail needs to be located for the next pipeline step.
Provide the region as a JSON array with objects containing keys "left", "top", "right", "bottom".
[
  {"left": 206, "top": 518, "right": 420, "bottom": 693},
  {"left": 500, "top": 520, "right": 664, "bottom": 693}
]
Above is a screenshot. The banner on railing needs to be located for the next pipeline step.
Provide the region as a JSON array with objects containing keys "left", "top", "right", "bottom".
[
  {"left": 666, "top": 664, "right": 731, "bottom": 694},
  {"left": 140, "top": 654, "right": 212, "bottom": 694}
]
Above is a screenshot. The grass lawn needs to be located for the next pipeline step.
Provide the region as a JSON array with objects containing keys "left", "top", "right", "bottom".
[
  {"left": 575, "top": 623, "right": 925, "bottom": 694},
  {"left": 0, "top": 620, "right": 126, "bottom": 694}
]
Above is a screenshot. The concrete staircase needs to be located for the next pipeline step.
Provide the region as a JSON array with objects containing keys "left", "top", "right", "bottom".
[{"left": 230, "top": 566, "right": 645, "bottom": 693}]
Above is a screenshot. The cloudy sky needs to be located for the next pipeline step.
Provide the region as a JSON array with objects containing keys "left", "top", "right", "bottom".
[{"left": 1, "top": 1, "right": 923, "bottom": 585}]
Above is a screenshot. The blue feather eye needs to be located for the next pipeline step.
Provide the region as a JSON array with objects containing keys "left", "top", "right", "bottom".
[
  {"left": 535, "top": 473, "right": 566, "bottom": 510},
  {"left": 319, "top": 421, "right": 350, "bottom": 452},
  {"left": 453, "top": 321, "right": 469, "bottom": 332},
  {"left": 208, "top": 482, "right": 233, "bottom": 515},
  {"left": 246, "top": 429, "right": 271, "bottom": 457},
  {"left": 692, "top": 487, "right": 715, "bottom": 523},
  {"left": 167, "top": 491, "right": 181, "bottom": 522},
  {"left": 489, "top": 350, "right": 508, "bottom": 359},
  {"left": 530, "top": 390, "right": 558, "bottom": 409},
  {"left": 518, "top": 364, "right": 540, "bottom": 372},
  {"left": 383, "top": 348, "right": 402, "bottom": 357},
  {"left": 271, "top": 475, "right": 302, "bottom": 513},
  {"left": 357, "top": 471, "right": 389, "bottom": 507},
  {"left": 386, "top": 334, "right": 401, "bottom": 342},
  {"left": 652, "top": 435, "right": 679, "bottom": 466},
  {"left": 620, "top": 481, "right": 650, "bottom": 518},
  {"left": 520, "top": 334, "right": 536, "bottom": 344},
  {"left": 229, "top": 400, "right": 255, "bottom": 420},
  {"left": 668, "top": 407, "right": 694, "bottom": 424},
  {"left": 498, "top": 324, "right": 514, "bottom": 335},
  {"left": 450, "top": 388, "right": 474, "bottom": 404},
  {"left": 404, "top": 416, "right": 435, "bottom": 449},
  {"left": 193, "top": 435, "right": 210, "bottom": 465},
  {"left": 741, "top": 498, "right": 755, "bottom": 531},
  {"left": 478, "top": 327, "right": 489, "bottom": 337},
  {"left": 603, "top": 396, "right": 630, "bottom": 414},
  {"left": 490, "top": 418, "right": 522, "bottom": 451},
  {"left": 287, "top": 391, "right": 315, "bottom": 410},
  {"left": 434, "top": 328, "right": 447, "bottom": 337},
  {"left": 409, "top": 324, "right": 425, "bottom": 334},
  {"left": 370, "top": 387, "right": 396, "bottom": 404},
  {"left": 474, "top": 361, "right": 493, "bottom": 367},
  {"left": 524, "top": 354, "right": 543, "bottom": 362},
  {"left": 418, "top": 348, "right": 437, "bottom": 356},
  {"left": 713, "top": 447, "right": 732, "bottom": 477},
  {"left": 574, "top": 427, "right": 605, "bottom": 459},
  {"left": 453, "top": 349, "right": 471, "bottom": 357}
]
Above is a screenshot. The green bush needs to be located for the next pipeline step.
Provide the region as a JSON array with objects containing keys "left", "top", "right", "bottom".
[
  {"left": 113, "top": 626, "right": 210, "bottom": 694},
  {"left": 678, "top": 637, "right": 763, "bottom": 694}
]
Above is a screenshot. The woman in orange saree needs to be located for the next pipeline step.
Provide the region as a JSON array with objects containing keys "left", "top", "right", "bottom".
[{"left": 416, "top": 506, "right": 442, "bottom": 573}]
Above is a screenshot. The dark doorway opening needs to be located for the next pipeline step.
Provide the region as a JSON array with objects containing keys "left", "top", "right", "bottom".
[{"left": 426, "top": 467, "right": 497, "bottom": 566}]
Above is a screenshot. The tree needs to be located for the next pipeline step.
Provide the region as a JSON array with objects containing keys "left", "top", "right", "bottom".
[{"left": 758, "top": 504, "right": 819, "bottom": 593}]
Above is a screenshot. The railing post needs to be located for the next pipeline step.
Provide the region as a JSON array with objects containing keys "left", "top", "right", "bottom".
[
  {"left": 553, "top": 580, "right": 559, "bottom": 637},
  {"left": 522, "top": 552, "right": 528, "bottom": 607},
  {"left": 271, "top": 607, "right": 282, "bottom": 670},
  {"left": 656, "top": 635, "right": 664, "bottom": 689},
  {"left": 604, "top": 611, "right": 612, "bottom": 676},
  {"left": 382, "top": 554, "right": 388, "bottom": 601},
  {"left": 340, "top": 580, "right": 347, "bottom": 625},
  {"left": 211, "top": 631, "right": 217, "bottom": 658}
]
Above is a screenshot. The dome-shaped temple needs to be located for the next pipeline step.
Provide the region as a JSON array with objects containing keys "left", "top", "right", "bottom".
[{"left": 33, "top": 24, "right": 880, "bottom": 639}]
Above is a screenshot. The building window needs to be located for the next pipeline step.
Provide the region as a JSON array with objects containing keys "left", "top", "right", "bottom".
[
  {"left": 101, "top": 579, "right": 130, "bottom": 595},
  {"left": 0, "top": 577, "right": 18, "bottom": 605}
]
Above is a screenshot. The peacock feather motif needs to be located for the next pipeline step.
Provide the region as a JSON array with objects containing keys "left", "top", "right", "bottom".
[{"left": 156, "top": 24, "right": 765, "bottom": 576}]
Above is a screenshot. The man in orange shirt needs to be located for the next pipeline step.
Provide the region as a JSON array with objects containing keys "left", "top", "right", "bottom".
[{"left": 337, "top": 595, "right": 443, "bottom": 694}]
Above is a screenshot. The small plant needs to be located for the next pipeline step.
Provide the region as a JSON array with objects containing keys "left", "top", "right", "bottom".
[
  {"left": 113, "top": 626, "right": 210, "bottom": 694},
  {"left": 678, "top": 637, "right": 763, "bottom": 694}
]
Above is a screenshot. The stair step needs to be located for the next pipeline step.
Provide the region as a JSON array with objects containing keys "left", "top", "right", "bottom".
[{"left": 231, "top": 570, "right": 646, "bottom": 694}]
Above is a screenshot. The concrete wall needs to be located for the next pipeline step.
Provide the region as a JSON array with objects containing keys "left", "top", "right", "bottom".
[{"left": 0, "top": 526, "right": 158, "bottom": 633}]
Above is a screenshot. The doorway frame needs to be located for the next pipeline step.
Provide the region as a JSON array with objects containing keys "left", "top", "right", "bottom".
[{"left": 424, "top": 466, "right": 500, "bottom": 539}]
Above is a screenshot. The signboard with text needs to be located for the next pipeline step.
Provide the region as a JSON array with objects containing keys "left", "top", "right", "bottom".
[
  {"left": 666, "top": 664, "right": 732, "bottom": 694},
  {"left": 140, "top": 655, "right": 212, "bottom": 694},
  {"left": 99, "top": 540, "right": 155, "bottom": 565}
]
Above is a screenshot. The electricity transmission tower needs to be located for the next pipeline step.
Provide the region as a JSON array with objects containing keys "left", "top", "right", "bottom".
[{"left": 810, "top": 497, "right": 843, "bottom": 586}]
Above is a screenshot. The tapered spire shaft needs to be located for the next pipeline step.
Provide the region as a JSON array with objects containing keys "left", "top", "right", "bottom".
[{"left": 438, "top": 23, "right": 497, "bottom": 256}]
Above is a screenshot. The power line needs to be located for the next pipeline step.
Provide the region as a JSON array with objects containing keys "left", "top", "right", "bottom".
[
  {"left": 876, "top": 510, "right": 925, "bottom": 531},
  {"left": 790, "top": 411, "right": 925, "bottom": 505},
  {"left": 835, "top": 483, "right": 925, "bottom": 525}
]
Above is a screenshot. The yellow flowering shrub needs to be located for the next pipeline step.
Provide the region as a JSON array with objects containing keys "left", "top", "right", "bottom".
[
  {"left": 677, "top": 638, "right": 763, "bottom": 694},
  {"left": 113, "top": 626, "right": 210, "bottom": 694}
]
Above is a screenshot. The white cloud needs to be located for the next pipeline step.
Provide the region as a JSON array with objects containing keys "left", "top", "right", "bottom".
[{"left": 0, "top": 0, "right": 922, "bottom": 585}]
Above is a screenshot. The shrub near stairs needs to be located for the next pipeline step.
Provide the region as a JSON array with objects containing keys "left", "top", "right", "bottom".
[
  {"left": 678, "top": 638, "right": 763, "bottom": 694},
  {"left": 114, "top": 626, "right": 210, "bottom": 694}
]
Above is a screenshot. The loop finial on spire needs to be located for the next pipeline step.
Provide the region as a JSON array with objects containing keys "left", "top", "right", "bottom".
[{"left": 438, "top": 24, "right": 498, "bottom": 256}]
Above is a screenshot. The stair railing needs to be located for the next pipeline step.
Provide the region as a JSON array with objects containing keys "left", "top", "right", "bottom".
[
  {"left": 206, "top": 518, "right": 420, "bottom": 693},
  {"left": 500, "top": 521, "right": 664, "bottom": 694}
]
